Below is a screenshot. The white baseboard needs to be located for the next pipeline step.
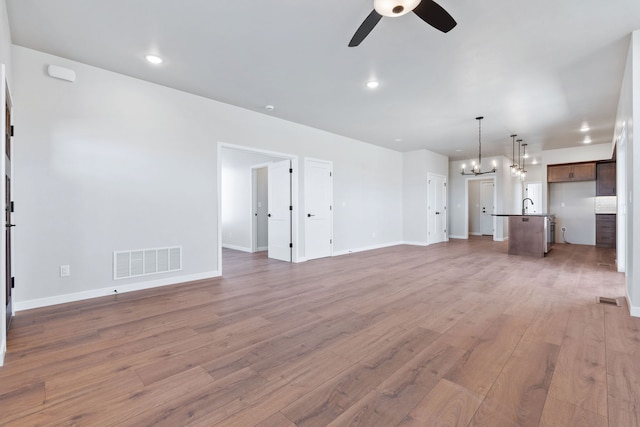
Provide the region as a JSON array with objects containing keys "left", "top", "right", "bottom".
[
  {"left": 256, "top": 246, "right": 268, "bottom": 252},
  {"left": 222, "top": 244, "right": 252, "bottom": 253},
  {"left": 448, "top": 235, "right": 467, "bottom": 240},
  {"left": 403, "top": 241, "right": 428, "bottom": 246},
  {"left": 333, "top": 241, "right": 404, "bottom": 257},
  {"left": 470, "top": 232, "right": 482, "bottom": 236},
  {"left": 629, "top": 298, "right": 640, "bottom": 317},
  {"left": 15, "top": 271, "right": 221, "bottom": 312},
  {"left": 0, "top": 341, "right": 5, "bottom": 367}
]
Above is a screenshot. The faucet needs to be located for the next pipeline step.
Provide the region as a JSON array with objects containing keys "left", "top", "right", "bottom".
[{"left": 522, "top": 198, "right": 534, "bottom": 215}]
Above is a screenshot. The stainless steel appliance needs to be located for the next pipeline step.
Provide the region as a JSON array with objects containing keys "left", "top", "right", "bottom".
[{"left": 545, "top": 215, "right": 556, "bottom": 253}]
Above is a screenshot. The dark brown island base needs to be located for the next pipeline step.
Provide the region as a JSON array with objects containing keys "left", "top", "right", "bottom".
[{"left": 494, "top": 214, "right": 555, "bottom": 258}]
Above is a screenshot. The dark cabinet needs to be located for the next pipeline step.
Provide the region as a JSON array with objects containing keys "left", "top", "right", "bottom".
[
  {"left": 596, "top": 162, "right": 616, "bottom": 196},
  {"left": 547, "top": 162, "right": 596, "bottom": 182},
  {"left": 596, "top": 214, "right": 616, "bottom": 248}
]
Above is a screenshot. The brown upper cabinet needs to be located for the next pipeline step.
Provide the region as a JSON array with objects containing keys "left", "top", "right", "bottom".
[
  {"left": 596, "top": 161, "right": 616, "bottom": 196},
  {"left": 547, "top": 162, "right": 596, "bottom": 183}
]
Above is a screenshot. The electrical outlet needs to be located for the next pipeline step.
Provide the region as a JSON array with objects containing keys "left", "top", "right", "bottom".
[
  {"left": 60, "top": 265, "right": 70, "bottom": 277},
  {"left": 561, "top": 226, "right": 567, "bottom": 232}
]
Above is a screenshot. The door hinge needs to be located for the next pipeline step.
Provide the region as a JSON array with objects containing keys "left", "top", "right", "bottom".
[
  {"left": 11, "top": 277, "right": 15, "bottom": 289},
  {"left": 10, "top": 125, "right": 14, "bottom": 137},
  {"left": 330, "top": 171, "right": 332, "bottom": 177},
  {"left": 289, "top": 243, "right": 293, "bottom": 248},
  {"left": 289, "top": 205, "right": 293, "bottom": 211},
  {"left": 330, "top": 205, "right": 332, "bottom": 210},
  {"left": 330, "top": 239, "right": 332, "bottom": 244},
  {"left": 10, "top": 201, "right": 14, "bottom": 212},
  {"left": 289, "top": 168, "right": 293, "bottom": 173}
]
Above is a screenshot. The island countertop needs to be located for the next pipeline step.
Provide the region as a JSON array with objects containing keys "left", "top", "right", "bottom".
[{"left": 492, "top": 213, "right": 554, "bottom": 217}]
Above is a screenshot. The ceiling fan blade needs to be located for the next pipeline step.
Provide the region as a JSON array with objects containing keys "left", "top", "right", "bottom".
[
  {"left": 348, "top": 10, "right": 383, "bottom": 47},
  {"left": 412, "top": 0, "right": 457, "bottom": 33}
]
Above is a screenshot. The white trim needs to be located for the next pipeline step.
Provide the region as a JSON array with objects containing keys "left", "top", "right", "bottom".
[
  {"left": 15, "top": 271, "right": 220, "bottom": 311},
  {"left": 403, "top": 241, "right": 429, "bottom": 246},
  {"left": 333, "top": 241, "right": 404, "bottom": 256},
  {"left": 463, "top": 176, "right": 497, "bottom": 241},
  {"left": 256, "top": 246, "right": 268, "bottom": 252},
  {"left": 222, "top": 244, "right": 252, "bottom": 253},
  {"left": 448, "top": 235, "right": 468, "bottom": 240},
  {"left": 629, "top": 301, "right": 640, "bottom": 318}
]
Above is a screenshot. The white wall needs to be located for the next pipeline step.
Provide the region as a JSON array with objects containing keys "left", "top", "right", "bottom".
[
  {"left": 12, "top": 46, "right": 220, "bottom": 307},
  {"left": 549, "top": 181, "right": 596, "bottom": 245},
  {"left": 221, "top": 148, "right": 282, "bottom": 252},
  {"left": 468, "top": 180, "right": 481, "bottom": 235},
  {"left": 11, "top": 46, "right": 405, "bottom": 308},
  {"left": 402, "top": 149, "right": 448, "bottom": 244},
  {"left": 0, "top": 0, "right": 11, "bottom": 81},
  {"left": 613, "top": 30, "right": 640, "bottom": 315}
]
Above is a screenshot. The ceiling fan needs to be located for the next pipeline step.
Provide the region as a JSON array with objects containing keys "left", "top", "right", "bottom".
[{"left": 349, "top": 0, "right": 457, "bottom": 47}]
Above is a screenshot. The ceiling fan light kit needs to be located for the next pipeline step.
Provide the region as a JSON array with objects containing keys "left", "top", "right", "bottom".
[
  {"left": 374, "top": 0, "right": 421, "bottom": 17},
  {"left": 349, "top": 0, "right": 457, "bottom": 47}
]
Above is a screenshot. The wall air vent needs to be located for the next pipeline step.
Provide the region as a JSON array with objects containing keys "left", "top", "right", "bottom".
[{"left": 113, "top": 246, "right": 182, "bottom": 280}]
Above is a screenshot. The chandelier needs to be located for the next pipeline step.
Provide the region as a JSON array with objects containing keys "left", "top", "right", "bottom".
[{"left": 460, "top": 116, "right": 497, "bottom": 176}]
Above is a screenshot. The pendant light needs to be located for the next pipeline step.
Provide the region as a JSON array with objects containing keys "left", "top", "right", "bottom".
[
  {"left": 461, "top": 116, "right": 497, "bottom": 176},
  {"left": 510, "top": 134, "right": 518, "bottom": 176},
  {"left": 520, "top": 143, "right": 528, "bottom": 180}
]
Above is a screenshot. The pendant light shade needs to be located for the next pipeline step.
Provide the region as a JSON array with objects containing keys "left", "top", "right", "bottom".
[{"left": 374, "top": 0, "right": 421, "bottom": 17}]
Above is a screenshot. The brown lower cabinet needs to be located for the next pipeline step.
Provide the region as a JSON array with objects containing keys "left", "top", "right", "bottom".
[{"left": 596, "top": 214, "right": 616, "bottom": 248}]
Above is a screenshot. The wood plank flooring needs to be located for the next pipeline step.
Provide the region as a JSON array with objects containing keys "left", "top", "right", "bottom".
[{"left": 0, "top": 238, "right": 636, "bottom": 426}]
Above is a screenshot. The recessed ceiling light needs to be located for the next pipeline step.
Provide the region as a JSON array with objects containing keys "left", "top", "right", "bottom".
[
  {"left": 532, "top": 159, "right": 538, "bottom": 165},
  {"left": 456, "top": 149, "right": 462, "bottom": 152},
  {"left": 366, "top": 80, "right": 379, "bottom": 89},
  {"left": 395, "top": 138, "right": 402, "bottom": 142},
  {"left": 583, "top": 136, "right": 592, "bottom": 144},
  {"left": 265, "top": 105, "right": 275, "bottom": 111},
  {"left": 580, "top": 123, "right": 590, "bottom": 132},
  {"left": 145, "top": 54, "right": 163, "bottom": 65}
]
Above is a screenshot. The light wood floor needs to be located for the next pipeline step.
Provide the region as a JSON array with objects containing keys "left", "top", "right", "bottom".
[{"left": 1, "top": 239, "right": 637, "bottom": 426}]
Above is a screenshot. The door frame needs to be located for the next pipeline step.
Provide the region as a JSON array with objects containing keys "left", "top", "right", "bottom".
[
  {"left": 217, "top": 142, "right": 299, "bottom": 274},
  {"left": 463, "top": 175, "right": 496, "bottom": 240},
  {"left": 304, "top": 157, "right": 333, "bottom": 260}
]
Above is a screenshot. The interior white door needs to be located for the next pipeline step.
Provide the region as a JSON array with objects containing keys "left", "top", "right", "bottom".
[
  {"left": 524, "top": 182, "right": 542, "bottom": 214},
  {"left": 268, "top": 159, "right": 292, "bottom": 262},
  {"left": 480, "top": 180, "right": 494, "bottom": 236},
  {"left": 427, "top": 173, "right": 447, "bottom": 244},
  {"left": 304, "top": 159, "right": 333, "bottom": 260}
]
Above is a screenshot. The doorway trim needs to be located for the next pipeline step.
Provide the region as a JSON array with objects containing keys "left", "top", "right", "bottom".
[
  {"left": 463, "top": 175, "right": 497, "bottom": 240},
  {"left": 217, "top": 142, "right": 300, "bottom": 274}
]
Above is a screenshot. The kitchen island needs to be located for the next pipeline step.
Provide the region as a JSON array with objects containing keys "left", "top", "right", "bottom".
[{"left": 494, "top": 214, "right": 555, "bottom": 258}]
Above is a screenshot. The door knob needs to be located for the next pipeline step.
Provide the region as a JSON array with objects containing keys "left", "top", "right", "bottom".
[
  {"left": 307, "top": 213, "right": 315, "bottom": 217},
  {"left": 6, "top": 224, "right": 15, "bottom": 227}
]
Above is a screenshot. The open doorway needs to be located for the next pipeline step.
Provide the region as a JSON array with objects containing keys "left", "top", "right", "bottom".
[
  {"left": 464, "top": 176, "right": 496, "bottom": 239},
  {"left": 218, "top": 143, "right": 299, "bottom": 274}
]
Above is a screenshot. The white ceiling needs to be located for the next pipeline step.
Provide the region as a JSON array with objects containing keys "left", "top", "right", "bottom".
[{"left": 6, "top": 0, "right": 640, "bottom": 162}]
